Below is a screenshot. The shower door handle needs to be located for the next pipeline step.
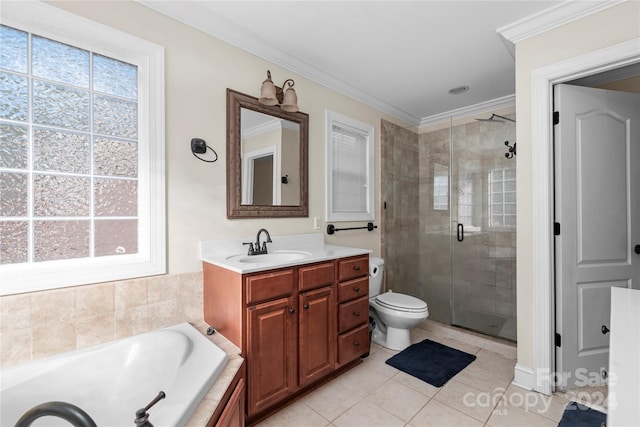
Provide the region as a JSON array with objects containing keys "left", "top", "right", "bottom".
[{"left": 457, "top": 223, "right": 464, "bottom": 242}]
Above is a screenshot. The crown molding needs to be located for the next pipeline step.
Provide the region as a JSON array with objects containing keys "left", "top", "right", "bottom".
[
  {"left": 242, "top": 118, "right": 281, "bottom": 139},
  {"left": 497, "top": 0, "right": 625, "bottom": 44},
  {"left": 419, "top": 94, "right": 515, "bottom": 128},
  {"left": 139, "top": 0, "right": 622, "bottom": 127},
  {"left": 242, "top": 118, "right": 299, "bottom": 139},
  {"left": 137, "top": 0, "right": 421, "bottom": 126}
]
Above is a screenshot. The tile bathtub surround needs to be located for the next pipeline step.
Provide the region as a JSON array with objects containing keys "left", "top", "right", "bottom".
[
  {"left": 257, "top": 320, "right": 574, "bottom": 427},
  {"left": 0, "top": 271, "right": 203, "bottom": 368}
]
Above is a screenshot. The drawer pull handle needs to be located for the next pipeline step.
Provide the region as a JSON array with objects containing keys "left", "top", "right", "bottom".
[
  {"left": 354, "top": 311, "right": 360, "bottom": 317},
  {"left": 354, "top": 341, "right": 361, "bottom": 347},
  {"left": 289, "top": 308, "right": 295, "bottom": 314},
  {"left": 303, "top": 303, "right": 309, "bottom": 310},
  {"left": 354, "top": 265, "right": 361, "bottom": 271},
  {"left": 354, "top": 287, "right": 360, "bottom": 292}
]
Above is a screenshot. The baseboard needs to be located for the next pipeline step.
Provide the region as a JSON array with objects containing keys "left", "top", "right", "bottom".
[{"left": 512, "top": 363, "right": 535, "bottom": 390}]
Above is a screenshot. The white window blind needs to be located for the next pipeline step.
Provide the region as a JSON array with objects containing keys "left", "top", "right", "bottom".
[
  {"left": 331, "top": 124, "right": 368, "bottom": 213},
  {"left": 326, "top": 110, "right": 374, "bottom": 222}
]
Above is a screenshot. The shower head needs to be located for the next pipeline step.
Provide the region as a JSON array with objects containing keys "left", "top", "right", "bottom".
[{"left": 475, "top": 114, "right": 516, "bottom": 123}]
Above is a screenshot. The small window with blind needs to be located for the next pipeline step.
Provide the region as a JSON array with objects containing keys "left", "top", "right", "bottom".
[{"left": 326, "top": 111, "right": 374, "bottom": 221}]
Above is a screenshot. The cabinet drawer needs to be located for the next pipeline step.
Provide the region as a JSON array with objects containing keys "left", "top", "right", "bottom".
[
  {"left": 246, "top": 269, "right": 295, "bottom": 305},
  {"left": 299, "top": 262, "right": 335, "bottom": 291},
  {"left": 338, "top": 277, "right": 368, "bottom": 303},
  {"left": 337, "top": 324, "right": 369, "bottom": 365},
  {"left": 338, "top": 296, "right": 368, "bottom": 334},
  {"left": 338, "top": 256, "right": 368, "bottom": 282}
]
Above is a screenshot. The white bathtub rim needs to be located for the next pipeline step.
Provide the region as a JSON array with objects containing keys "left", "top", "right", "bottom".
[{"left": 0, "top": 322, "right": 228, "bottom": 427}]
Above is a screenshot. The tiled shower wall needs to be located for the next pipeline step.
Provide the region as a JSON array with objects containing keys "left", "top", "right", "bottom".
[
  {"left": 0, "top": 272, "right": 203, "bottom": 368},
  {"left": 380, "top": 120, "right": 419, "bottom": 297},
  {"left": 381, "top": 117, "right": 517, "bottom": 340},
  {"left": 419, "top": 126, "right": 453, "bottom": 324}
]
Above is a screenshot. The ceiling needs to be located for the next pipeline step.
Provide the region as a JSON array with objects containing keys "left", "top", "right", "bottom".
[{"left": 139, "top": 1, "right": 616, "bottom": 126}]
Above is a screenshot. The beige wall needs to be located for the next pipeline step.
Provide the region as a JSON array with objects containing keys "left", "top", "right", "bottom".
[
  {"left": 0, "top": 1, "right": 409, "bottom": 365},
  {"left": 44, "top": 0, "right": 405, "bottom": 272},
  {"left": 598, "top": 75, "right": 640, "bottom": 93},
  {"left": 44, "top": 0, "right": 411, "bottom": 269},
  {"left": 8, "top": 0, "right": 637, "bottom": 370},
  {"left": 281, "top": 128, "right": 300, "bottom": 205},
  {"left": 515, "top": 1, "right": 640, "bottom": 368}
]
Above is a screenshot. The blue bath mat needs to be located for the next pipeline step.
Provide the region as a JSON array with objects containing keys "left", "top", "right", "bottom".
[
  {"left": 557, "top": 401, "right": 606, "bottom": 427},
  {"left": 385, "top": 339, "right": 476, "bottom": 387}
]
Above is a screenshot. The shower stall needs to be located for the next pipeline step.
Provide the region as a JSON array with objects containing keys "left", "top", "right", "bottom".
[{"left": 381, "top": 111, "right": 517, "bottom": 341}]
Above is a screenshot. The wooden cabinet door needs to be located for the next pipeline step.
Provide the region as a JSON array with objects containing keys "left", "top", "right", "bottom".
[
  {"left": 247, "top": 297, "right": 297, "bottom": 416},
  {"left": 214, "top": 378, "right": 245, "bottom": 427},
  {"left": 299, "top": 286, "right": 335, "bottom": 387}
]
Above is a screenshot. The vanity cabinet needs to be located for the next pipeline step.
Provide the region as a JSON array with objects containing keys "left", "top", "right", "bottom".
[
  {"left": 336, "top": 255, "right": 370, "bottom": 366},
  {"left": 203, "top": 255, "right": 367, "bottom": 422},
  {"left": 247, "top": 294, "right": 297, "bottom": 413},
  {"left": 298, "top": 262, "right": 335, "bottom": 387}
]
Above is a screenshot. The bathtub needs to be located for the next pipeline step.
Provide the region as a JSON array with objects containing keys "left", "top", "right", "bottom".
[{"left": 1, "top": 323, "right": 228, "bottom": 427}]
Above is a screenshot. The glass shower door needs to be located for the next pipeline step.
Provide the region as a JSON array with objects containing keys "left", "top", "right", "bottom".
[{"left": 450, "top": 122, "right": 517, "bottom": 341}]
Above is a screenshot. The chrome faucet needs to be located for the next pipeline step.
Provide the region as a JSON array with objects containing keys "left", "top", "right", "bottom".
[
  {"left": 16, "top": 401, "right": 97, "bottom": 427},
  {"left": 244, "top": 228, "right": 272, "bottom": 255}
]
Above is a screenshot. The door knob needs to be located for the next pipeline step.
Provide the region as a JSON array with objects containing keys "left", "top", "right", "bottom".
[
  {"left": 635, "top": 244, "right": 640, "bottom": 254},
  {"left": 601, "top": 325, "right": 610, "bottom": 334}
]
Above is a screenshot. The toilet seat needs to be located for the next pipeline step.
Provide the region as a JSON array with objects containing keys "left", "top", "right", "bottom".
[{"left": 374, "top": 292, "right": 427, "bottom": 313}]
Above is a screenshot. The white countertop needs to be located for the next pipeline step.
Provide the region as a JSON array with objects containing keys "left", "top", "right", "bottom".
[{"left": 200, "top": 233, "right": 371, "bottom": 273}]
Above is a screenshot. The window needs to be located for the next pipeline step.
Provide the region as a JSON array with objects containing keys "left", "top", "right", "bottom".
[
  {"left": 489, "top": 168, "right": 516, "bottom": 228},
  {"left": 457, "top": 177, "right": 475, "bottom": 228},
  {"left": 0, "top": 2, "right": 165, "bottom": 295},
  {"left": 326, "top": 111, "right": 374, "bottom": 222},
  {"left": 433, "top": 163, "right": 449, "bottom": 210}
]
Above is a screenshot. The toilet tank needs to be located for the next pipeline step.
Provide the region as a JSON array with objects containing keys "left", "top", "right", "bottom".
[{"left": 369, "top": 257, "right": 385, "bottom": 297}]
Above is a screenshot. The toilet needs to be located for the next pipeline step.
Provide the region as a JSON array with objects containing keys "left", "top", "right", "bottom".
[{"left": 368, "top": 257, "right": 429, "bottom": 351}]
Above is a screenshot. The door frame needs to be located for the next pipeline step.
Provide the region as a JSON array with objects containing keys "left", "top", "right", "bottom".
[
  {"left": 529, "top": 38, "right": 639, "bottom": 395},
  {"left": 242, "top": 145, "right": 279, "bottom": 205}
]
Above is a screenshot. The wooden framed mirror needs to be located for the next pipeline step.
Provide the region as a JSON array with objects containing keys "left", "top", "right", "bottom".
[{"left": 227, "top": 89, "right": 309, "bottom": 218}]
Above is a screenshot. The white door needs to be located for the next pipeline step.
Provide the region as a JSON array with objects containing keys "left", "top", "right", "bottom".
[{"left": 554, "top": 84, "right": 640, "bottom": 391}]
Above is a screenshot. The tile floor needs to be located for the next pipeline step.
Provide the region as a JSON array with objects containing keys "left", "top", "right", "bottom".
[{"left": 256, "top": 320, "right": 598, "bottom": 427}]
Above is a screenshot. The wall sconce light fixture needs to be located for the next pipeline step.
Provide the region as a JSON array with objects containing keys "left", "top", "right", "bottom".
[{"left": 259, "top": 70, "right": 298, "bottom": 112}]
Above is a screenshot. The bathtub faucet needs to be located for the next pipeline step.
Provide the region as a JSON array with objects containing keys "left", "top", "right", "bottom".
[
  {"left": 134, "top": 391, "right": 166, "bottom": 427},
  {"left": 16, "top": 401, "right": 97, "bottom": 427}
]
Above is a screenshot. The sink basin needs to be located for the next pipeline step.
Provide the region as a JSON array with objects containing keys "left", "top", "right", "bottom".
[{"left": 227, "top": 250, "right": 312, "bottom": 264}]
